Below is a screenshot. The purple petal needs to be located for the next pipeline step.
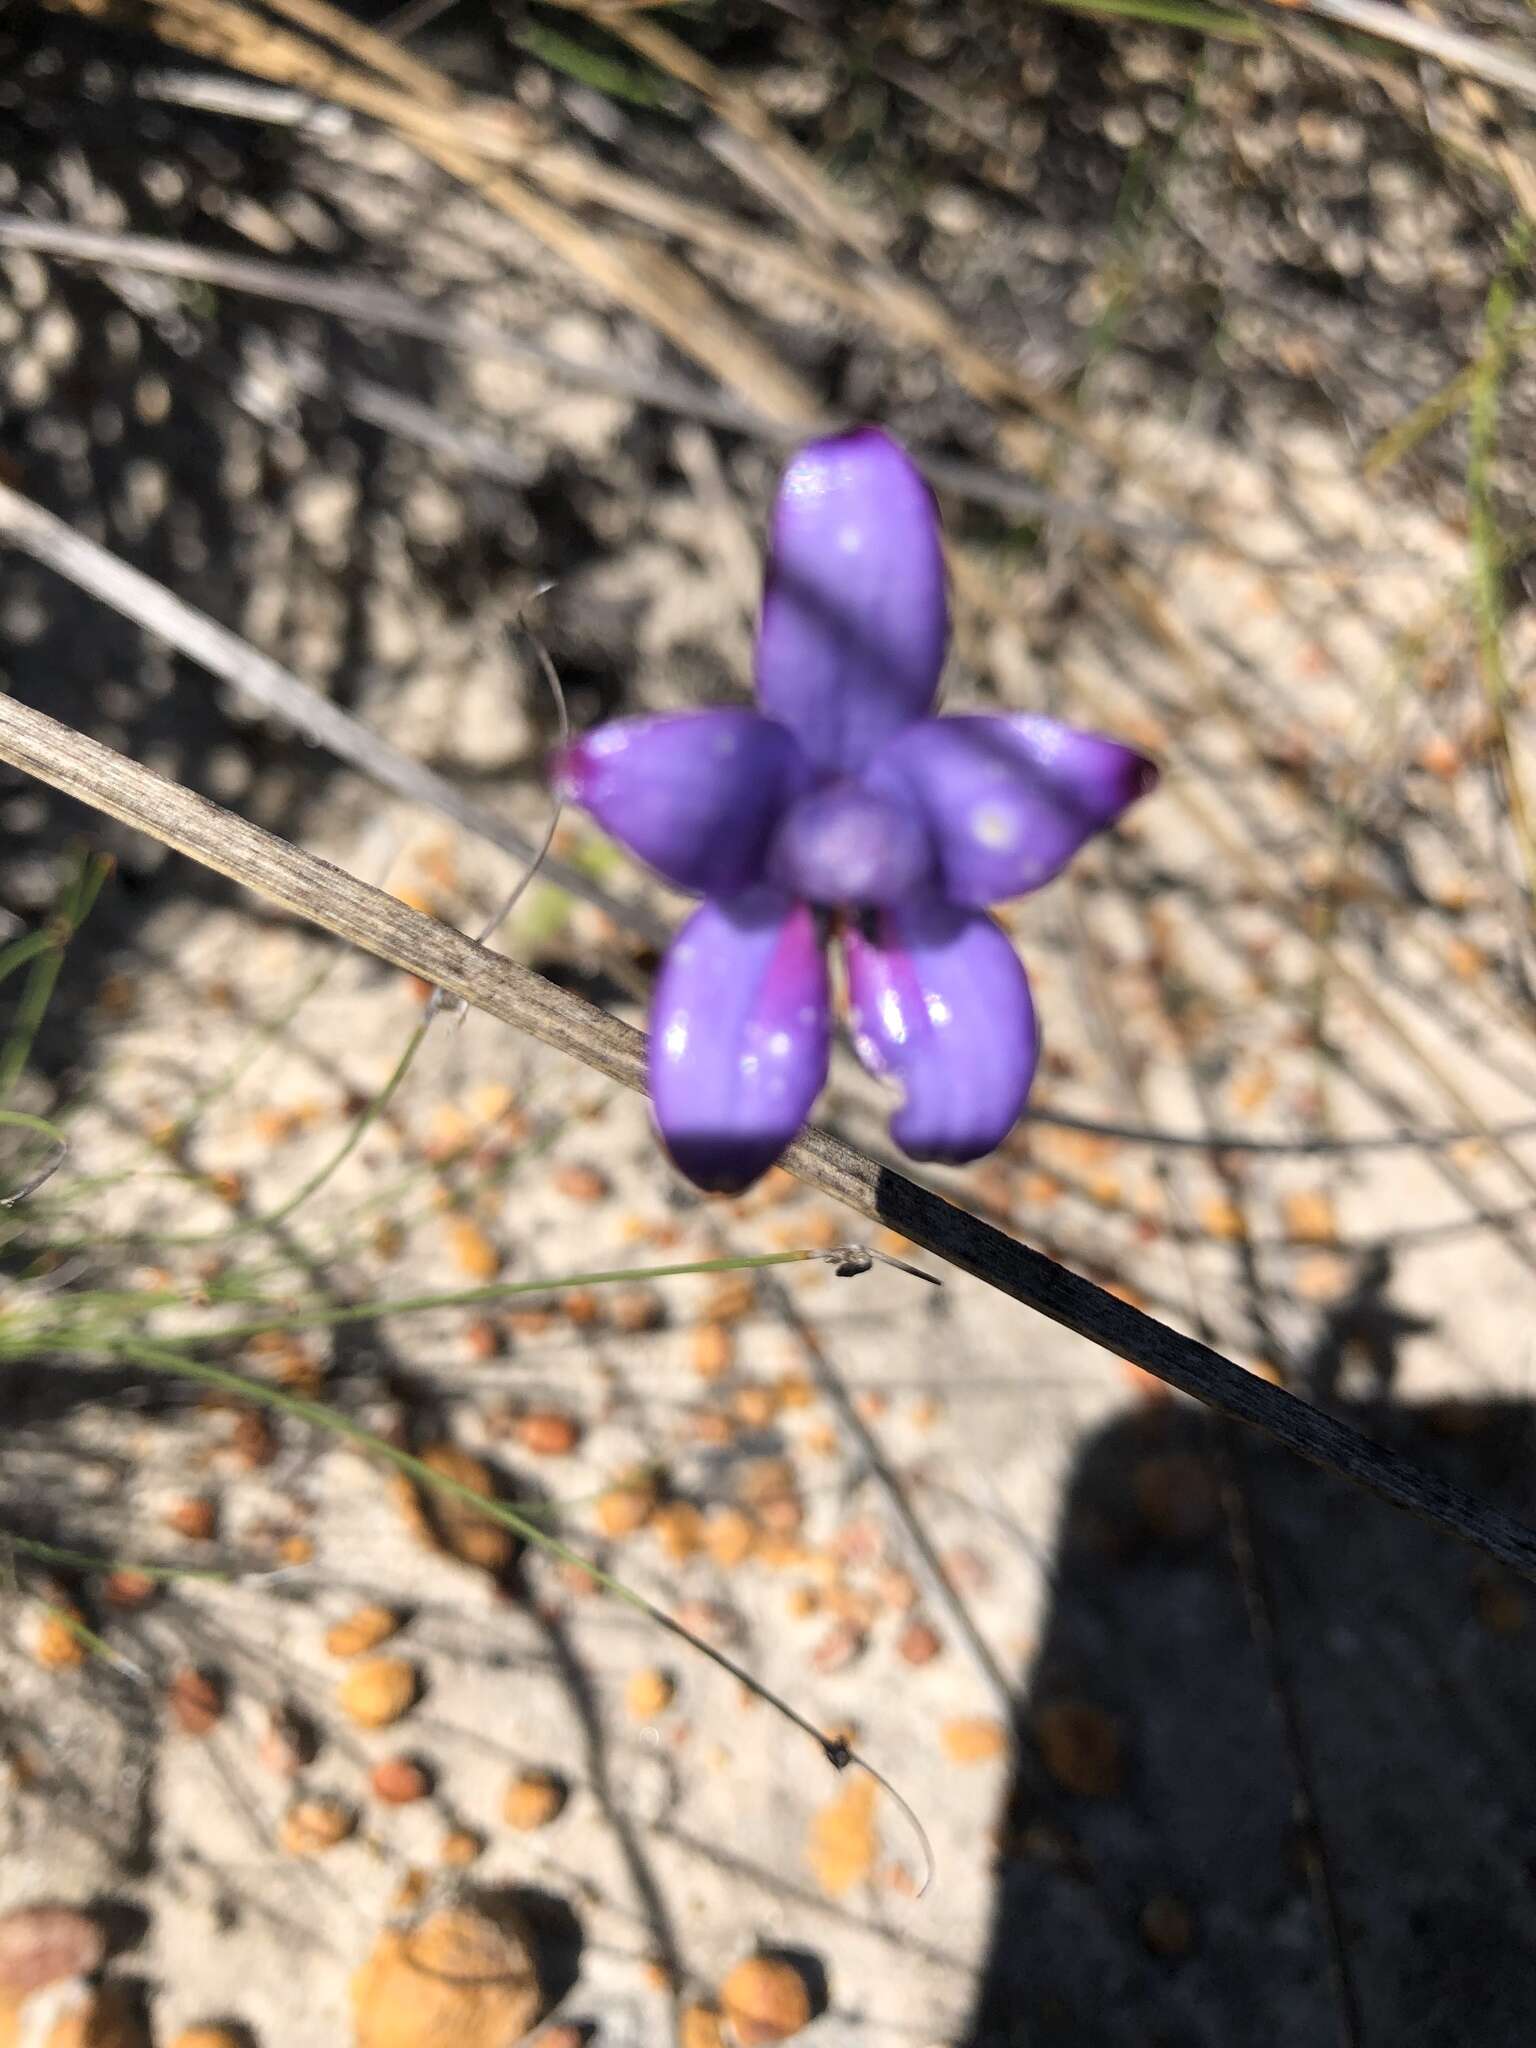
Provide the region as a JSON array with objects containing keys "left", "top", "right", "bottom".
[
  {"left": 755, "top": 427, "right": 948, "bottom": 775},
  {"left": 554, "top": 710, "right": 811, "bottom": 897},
  {"left": 649, "top": 888, "right": 830, "bottom": 1193},
  {"left": 868, "top": 713, "right": 1157, "bottom": 905},
  {"left": 767, "top": 778, "right": 934, "bottom": 907},
  {"left": 842, "top": 901, "right": 1038, "bottom": 1162}
]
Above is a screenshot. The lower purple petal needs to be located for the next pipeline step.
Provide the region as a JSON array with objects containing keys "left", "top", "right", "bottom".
[
  {"left": 842, "top": 900, "right": 1038, "bottom": 1162},
  {"left": 554, "top": 709, "right": 810, "bottom": 897},
  {"left": 868, "top": 714, "right": 1157, "bottom": 905},
  {"left": 649, "top": 889, "right": 831, "bottom": 1193}
]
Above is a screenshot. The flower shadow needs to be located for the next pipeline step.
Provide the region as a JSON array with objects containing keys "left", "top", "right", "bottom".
[{"left": 960, "top": 1386, "right": 1536, "bottom": 2048}]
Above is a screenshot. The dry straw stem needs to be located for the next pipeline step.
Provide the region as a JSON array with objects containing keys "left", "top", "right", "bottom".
[
  {"left": 0, "top": 478, "right": 668, "bottom": 949},
  {"left": 1263, "top": 0, "right": 1536, "bottom": 109},
  {"left": 101, "top": 0, "right": 822, "bottom": 424},
  {"left": 7, "top": 692, "right": 1536, "bottom": 1588},
  {"left": 74, "top": 0, "right": 1161, "bottom": 501},
  {"left": 0, "top": 214, "right": 1193, "bottom": 545}
]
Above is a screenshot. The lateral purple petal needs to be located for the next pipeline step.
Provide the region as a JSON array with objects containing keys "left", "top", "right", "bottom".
[
  {"left": 842, "top": 901, "right": 1038, "bottom": 1163},
  {"left": 755, "top": 427, "right": 948, "bottom": 775},
  {"left": 649, "top": 889, "right": 831, "bottom": 1193},
  {"left": 554, "top": 709, "right": 811, "bottom": 897},
  {"left": 867, "top": 713, "right": 1157, "bottom": 905}
]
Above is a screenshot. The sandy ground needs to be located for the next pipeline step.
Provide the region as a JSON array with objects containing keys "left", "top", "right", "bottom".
[
  {"left": 4, "top": 6, "right": 1536, "bottom": 2044},
  {"left": 6, "top": 399, "right": 1536, "bottom": 2047}
]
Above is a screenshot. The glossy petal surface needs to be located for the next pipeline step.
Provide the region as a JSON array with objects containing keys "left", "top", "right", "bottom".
[
  {"left": 554, "top": 710, "right": 810, "bottom": 897},
  {"left": 755, "top": 427, "right": 948, "bottom": 775},
  {"left": 767, "top": 778, "right": 934, "bottom": 906},
  {"left": 842, "top": 901, "right": 1038, "bottom": 1162},
  {"left": 649, "top": 889, "right": 831, "bottom": 1192},
  {"left": 868, "top": 713, "right": 1157, "bottom": 904}
]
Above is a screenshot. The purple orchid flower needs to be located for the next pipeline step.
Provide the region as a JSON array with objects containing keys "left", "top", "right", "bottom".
[{"left": 554, "top": 427, "right": 1157, "bottom": 1194}]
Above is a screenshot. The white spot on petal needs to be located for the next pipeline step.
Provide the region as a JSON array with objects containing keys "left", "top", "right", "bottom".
[{"left": 972, "top": 801, "right": 1018, "bottom": 851}]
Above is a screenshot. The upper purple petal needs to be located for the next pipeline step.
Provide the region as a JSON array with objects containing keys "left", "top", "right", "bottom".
[
  {"left": 867, "top": 713, "right": 1157, "bottom": 905},
  {"left": 767, "top": 778, "right": 935, "bottom": 906},
  {"left": 554, "top": 709, "right": 811, "bottom": 897},
  {"left": 842, "top": 900, "right": 1038, "bottom": 1163},
  {"left": 649, "top": 888, "right": 831, "bottom": 1193},
  {"left": 754, "top": 427, "right": 949, "bottom": 776}
]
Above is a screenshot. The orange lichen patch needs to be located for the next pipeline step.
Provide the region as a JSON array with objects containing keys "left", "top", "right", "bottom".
[
  {"left": 625, "top": 1669, "right": 675, "bottom": 1721},
  {"left": 393, "top": 1446, "right": 514, "bottom": 1574},
  {"left": 167, "top": 1669, "right": 223, "bottom": 1736},
  {"left": 1229, "top": 1063, "right": 1275, "bottom": 1114},
  {"left": 514, "top": 1411, "right": 581, "bottom": 1457},
  {"left": 351, "top": 1902, "right": 541, "bottom": 2048},
  {"left": 502, "top": 1769, "right": 566, "bottom": 1831},
  {"left": 1415, "top": 733, "right": 1461, "bottom": 779},
  {"left": 279, "top": 1796, "right": 354, "bottom": 1855},
  {"left": 371, "top": 1757, "right": 430, "bottom": 1805},
  {"left": 325, "top": 1606, "right": 401, "bottom": 1659},
  {"left": 700, "top": 1274, "right": 755, "bottom": 1325},
  {"left": 719, "top": 1956, "right": 813, "bottom": 2045},
  {"left": 1032, "top": 1700, "right": 1124, "bottom": 1798},
  {"left": 443, "top": 1217, "right": 501, "bottom": 1282},
  {"left": 939, "top": 1716, "right": 1010, "bottom": 1766},
  {"left": 425, "top": 1102, "right": 475, "bottom": 1161},
  {"left": 651, "top": 1503, "right": 705, "bottom": 1563},
  {"left": 1132, "top": 1453, "right": 1220, "bottom": 1547},
  {"left": 680, "top": 2006, "right": 725, "bottom": 2048},
  {"left": 705, "top": 1507, "right": 757, "bottom": 1570},
  {"left": 691, "top": 1323, "right": 734, "bottom": 1380},
  {"left": 32, "top": 1608, "right": 87, "bottom": 1671},
  {"left": 610, "top": 1287, "right": 665, "bottom": 1333},
  {"left": 463, "top": 1319, "right": 501, "bottom": 1363},
  {"left": 897, "top": 1619, "right": 943, "bottom": 1666},
  {"left": 1474, "top": 1569, "right": 1527, "bottom": 1636},
  {"left": 1281, "top": 1190, "right": 1337, "bottom": 1245},
  {"left": 1139, "top": 1893, "right": 1196, "bottom": 1958},
  {"left": 164, "top": 1496, "right": 217, "bottom": 1542},
  {"left": 338, "top": 1657, "right": 419, "bottom": 1730},
  {"left": 594, "top": 1475, "right": 657, "bottom": 1539},
  {"left": 101, "top": 1570, "right": 156, "bottom": 1611},
  {"left": 1197, "top": 1195, "right": 1246, "bottom": 1242},
  {"left": 31, "top": 1983, "right": 147, "bottom": 2047},
  {"left": 807, "top": 1772, "right": 878, "bottom": 1897},
  {"left": 0, "top": 1907, "right": 105, "bottom": 1996},
  {"left": 1294, "top": 1253, "right": 1350, "bottom": 1303},
  {"left": 732, "top": 1384, "right": 781, "bottom": 1429}
]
